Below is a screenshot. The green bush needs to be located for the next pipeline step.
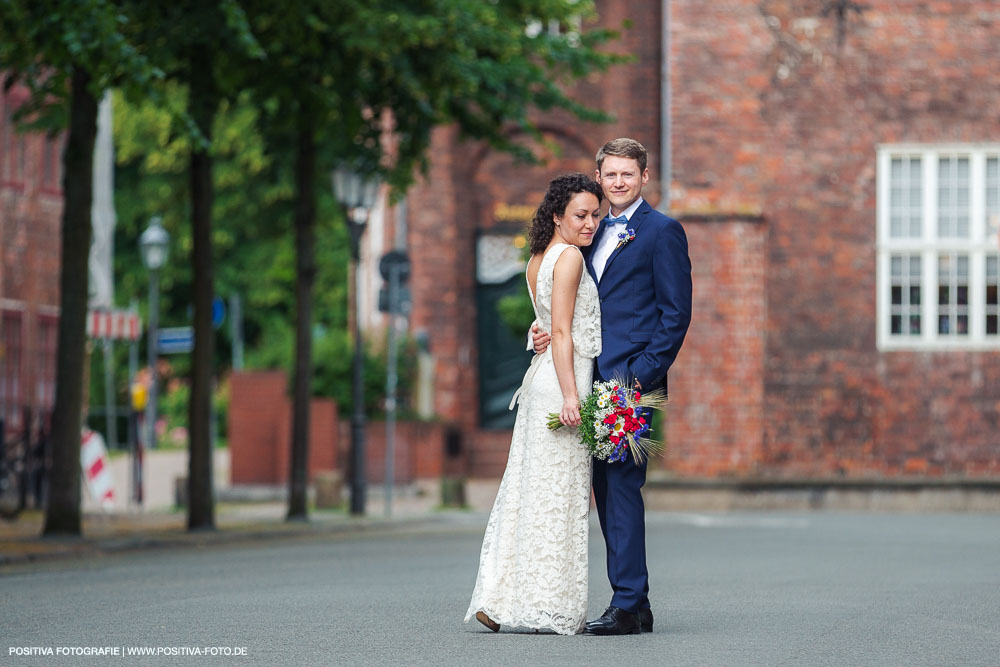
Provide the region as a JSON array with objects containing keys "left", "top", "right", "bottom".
[
  {"left": 156, "top": 379, "right": 229, "bottom": 448},
  {"left": 311, "top": 328, "right": 418, "bottom": 419},
  {"left": 214, "top": 379, "right": 229, "bottom": 441},
  {"left": 497, "top": 285, "right": 536, "bottom": 339},
  {"left": 160, "top": 382, "right": 188, "bottom": 428}
]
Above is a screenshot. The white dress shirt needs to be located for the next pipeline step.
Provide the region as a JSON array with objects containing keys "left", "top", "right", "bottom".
[{"left": 593, "top": 197, "right": 643, "bottom": 282}]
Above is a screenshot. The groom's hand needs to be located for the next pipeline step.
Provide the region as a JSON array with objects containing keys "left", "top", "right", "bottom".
[{"left": 531, "top": 324, "right": 551, "bottom": 354}]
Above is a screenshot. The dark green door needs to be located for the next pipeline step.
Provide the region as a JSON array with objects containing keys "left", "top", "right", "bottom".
[{"left": 477, "top": 276, "right": 532, "bottom": 429}]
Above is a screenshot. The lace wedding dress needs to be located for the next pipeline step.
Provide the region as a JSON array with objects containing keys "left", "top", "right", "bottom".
[{"left": 464, "top": 243, "right": 602, "bottom": 635}]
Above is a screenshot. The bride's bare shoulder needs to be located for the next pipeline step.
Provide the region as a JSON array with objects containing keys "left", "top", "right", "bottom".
[{"left": 552, "top": 246, "right": 584, "bottom": 282}]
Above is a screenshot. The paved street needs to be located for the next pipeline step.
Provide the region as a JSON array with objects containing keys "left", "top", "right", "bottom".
[{"left": 2, "top": 511, "right": 999, "bottom": 666}]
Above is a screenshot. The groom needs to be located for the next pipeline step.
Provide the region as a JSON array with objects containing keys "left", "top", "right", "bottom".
[{"left": 533, "top": 138, "right": 692, "bottom": 635}]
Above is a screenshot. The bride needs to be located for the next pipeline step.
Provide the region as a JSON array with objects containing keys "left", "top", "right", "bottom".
[{"left": 465, "top": 173, "right": 603, "bottom": 635}]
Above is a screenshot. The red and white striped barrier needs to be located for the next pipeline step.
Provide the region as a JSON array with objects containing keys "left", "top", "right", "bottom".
[
  {"left": 81, "top": 429, "right": 115, "bottom": 509},
  {"left": 86, "top": 309, "right": 142, "bottom": 341}
]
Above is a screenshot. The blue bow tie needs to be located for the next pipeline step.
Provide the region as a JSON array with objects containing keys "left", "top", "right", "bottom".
[{"left": 604, "top": 214, "right": 628, "bottom": 226}]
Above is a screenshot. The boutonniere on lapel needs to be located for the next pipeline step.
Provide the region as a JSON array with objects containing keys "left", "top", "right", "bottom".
[{"left": 615, "top": 228, "right": 636, "bottom": 250}]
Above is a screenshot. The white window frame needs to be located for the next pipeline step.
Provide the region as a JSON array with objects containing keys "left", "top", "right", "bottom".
[{"left": 877, "top": 143, "right": 1000, "bottom": 350}]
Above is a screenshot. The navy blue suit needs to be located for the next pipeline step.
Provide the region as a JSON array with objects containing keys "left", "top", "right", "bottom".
[{"left": 582, "top": 198, "right": 692, "bottom": 613}]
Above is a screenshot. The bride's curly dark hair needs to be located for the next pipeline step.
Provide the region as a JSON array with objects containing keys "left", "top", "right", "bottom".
[{"left": 527, "top": 173, "right": 603, "bottom": 255}]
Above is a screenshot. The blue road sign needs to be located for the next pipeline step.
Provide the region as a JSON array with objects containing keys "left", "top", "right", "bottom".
[
  {"left": 212, "top": 296, "right": 226, "bottom": 329},
  {"left": 157, "top": 326, "right": 194, "bottom": 354}
]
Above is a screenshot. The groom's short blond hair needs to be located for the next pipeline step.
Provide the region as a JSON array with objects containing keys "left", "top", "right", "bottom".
[{"left": 596, "top": 138, "right": 648, "bottom": 173}]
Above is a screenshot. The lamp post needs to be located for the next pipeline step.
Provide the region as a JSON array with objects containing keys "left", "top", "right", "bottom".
[
  {"left": 139, "top": 216, "right": 169, "bottom": 451},
  {"left": 333, "top": 167, "right": 380, "bottom": 516}
]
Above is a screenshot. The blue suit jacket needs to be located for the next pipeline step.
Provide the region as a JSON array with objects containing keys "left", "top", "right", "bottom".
[{"left": 583, "top": 199, "right": 692, "bottom": 392}]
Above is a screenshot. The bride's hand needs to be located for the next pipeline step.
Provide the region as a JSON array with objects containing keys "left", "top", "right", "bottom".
[{"left": 560, "top": 397, "right": 581, "bottom": 427}]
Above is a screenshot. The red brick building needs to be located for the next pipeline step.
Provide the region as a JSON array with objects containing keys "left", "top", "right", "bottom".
[
  {"left": 402, "top": 0, "right": 1000, "bottom": 480},
  {"left": 0, "top": 85, "right": 63, "bottom": 435}
]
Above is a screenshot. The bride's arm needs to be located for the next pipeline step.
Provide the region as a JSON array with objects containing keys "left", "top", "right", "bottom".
[{"left": 550, "top": 249, "right": 584, "bottom": 427}]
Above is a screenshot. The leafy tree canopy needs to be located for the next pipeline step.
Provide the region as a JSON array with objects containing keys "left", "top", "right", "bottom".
[
  {"left": 239, "top": 0, "right": 624, "bottom": 190},
  {"left": 112, "top": 89, "right": 350, "bottom": 379},
  {"left": 0, "top": 0, "right": 162, "bottom": 128}
]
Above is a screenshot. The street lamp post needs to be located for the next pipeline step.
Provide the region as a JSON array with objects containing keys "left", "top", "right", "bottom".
[
  {"left": 139, "top": 217, "right": 169, "bottom": 451},
  {"left": 333, "top": 168, "right": 380, "bottom": 516}
]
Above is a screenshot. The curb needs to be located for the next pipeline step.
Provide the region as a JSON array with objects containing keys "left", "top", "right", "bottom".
[
  {"left": 644, "top": 476, "right": 1000, "bottom": 512},
  {"left": 0, "top": 511, "right": 475, "bottom": 568}
]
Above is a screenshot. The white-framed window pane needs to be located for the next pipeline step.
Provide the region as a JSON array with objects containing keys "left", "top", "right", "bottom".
[
  {"left": 880, "top": 145, "right": 1000, "bottom": 349},
  {"left": 987, "top": 255, "right": 1000, "bottom": 336},
  {"left": 987, "top": 157, "right": 1000, "bottom": 245},
  {"left": 890, "top": 156, "right": 922, "bottom": 238},
  {"left": 937, "top": 156, "right": 971, "bottom": 238},
  {"left": 937, "top": 253, "right": 970, "bottom": 336},
  {"left": 890, "top": 253, "right": 922, "bottom": 336}
]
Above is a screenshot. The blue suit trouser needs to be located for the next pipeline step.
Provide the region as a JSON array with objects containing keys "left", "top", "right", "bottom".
[{"left": 592, "top": 454, "right": 650, "bottom": 613}]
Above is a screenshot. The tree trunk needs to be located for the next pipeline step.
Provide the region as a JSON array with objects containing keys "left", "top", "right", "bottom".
[
  {"left": 43, "top": 67, "right": 98, "bottom": 537},
  {"left": 287, "top": 114, "right": 316, "bottom": 521},
  {"left": 187, "top": 46, "right": 216, "bottom": 531}
]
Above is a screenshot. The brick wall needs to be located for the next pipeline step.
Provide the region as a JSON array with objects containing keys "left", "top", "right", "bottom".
[
  {"left": 228, "top": 371, "right": 339, "bottom": 485},
  {"left": 665, "top": 215, "right": 767, "bottom": 476},
  {"left": 408, "top": 126, "right": 474, "bottom": 430},
  {"left": 671, "top": 0, "right": 1000, "bottom": 477},
  {"left": 0, "top": 84, "right": 63, "bottom": 428},
  {"left": 340, "top": 419, "right": 456, "bottom": 483},
  {"left": 229, "top": 370, "right": 457, "bottom": 485},
  {"left": 1, "top": 87, "right": 63, "bottom": 307},
  {"left": 405, "top": 1, "right": 1000, "bottom": 480},
  {"left": 465, "top": 429, "right": 515, "bottom": 479}
]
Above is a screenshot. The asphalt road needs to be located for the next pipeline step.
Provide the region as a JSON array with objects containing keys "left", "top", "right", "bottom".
[{"left": 2, "top": 511, "right": 999, "bottom": 666}]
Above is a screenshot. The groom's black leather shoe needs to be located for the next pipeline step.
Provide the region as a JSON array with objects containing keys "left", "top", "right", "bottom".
[
  {"left": 583, "top": 607, "right": 641, "bottom": 635},
  {"left": 638, "top": 607, "right": 653, "bottom": 633}
]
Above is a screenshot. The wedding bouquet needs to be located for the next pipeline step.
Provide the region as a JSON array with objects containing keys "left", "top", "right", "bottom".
[{"left": 547, "top": 378, "right": 666, "bottom": 464}]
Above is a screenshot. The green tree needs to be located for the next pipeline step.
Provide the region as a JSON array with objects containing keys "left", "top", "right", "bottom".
[
  {"left": 238, "top": 0, "right": 381, "bottom": 520},
  {"left": 0, "top": 0, "right": 160, "bottom": 536},
  {"left": 354, "top": 0, "right": 624, "bottom": 190},
  {"left": 120, "top": 0, "right": 265, "bottom": 531},
  {"left": 240, "top": 0, "right": 624, "bottom": 519},
  {"left": 112, "top": 89, "right": 346, "bottom": 371}
]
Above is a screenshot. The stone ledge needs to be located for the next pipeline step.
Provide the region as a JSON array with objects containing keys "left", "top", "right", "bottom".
[
  {"left": 644, "top": 476, "right": 1000, "bottom": 512},
  {"left": 646, "top": 475, "right": 1000, "bottom": 491}
]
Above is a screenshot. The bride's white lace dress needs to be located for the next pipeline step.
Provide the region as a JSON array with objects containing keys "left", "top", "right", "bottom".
[{"left": 464, "top": 243, "right": 602, "bottom": 635}]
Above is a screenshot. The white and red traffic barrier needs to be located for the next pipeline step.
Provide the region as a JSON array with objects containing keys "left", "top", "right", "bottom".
[
  {"left": 80, "top": 428, "right": 115, "bottom": 509},
  {"left": 86, "top": 309, "right": 142, "bottom": 341}
]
